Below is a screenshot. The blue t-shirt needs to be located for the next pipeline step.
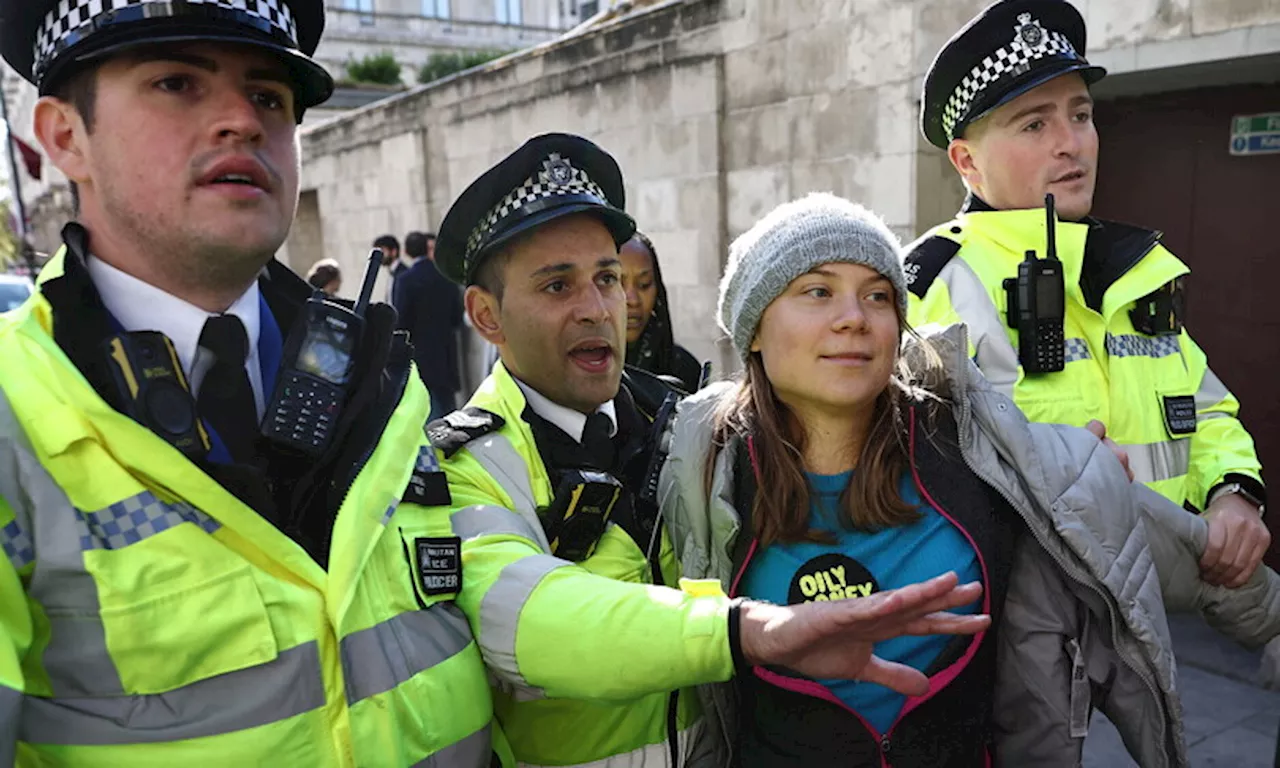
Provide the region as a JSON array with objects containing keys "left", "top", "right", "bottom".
[{"left": 739, "top": 470, "right": 982, "bottom": 735}]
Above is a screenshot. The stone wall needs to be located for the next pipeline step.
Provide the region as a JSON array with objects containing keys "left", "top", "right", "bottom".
[
  {"left": 293, "top": 0, "right": 736, "bottom": 383},
  {"left": 287, "top": 0, "right": 1280, "bottom": 382}
]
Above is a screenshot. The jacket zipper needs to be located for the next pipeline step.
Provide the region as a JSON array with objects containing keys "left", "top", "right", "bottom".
[
  {"left": 646, "top": 515, "right": 681, "bottom": 768},
  {"left": 732, "top": 542, "right": 890, "bottom": 762},
  {"left": 946, "top": 325, "right": 1177, "bottom": 765},
  {"left": 335, "top": 353, "right": 413, "bottom": 526}
]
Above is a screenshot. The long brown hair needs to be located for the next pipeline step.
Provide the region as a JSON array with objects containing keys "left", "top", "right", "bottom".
[{"left": 711, "top": 305, "right": 942, "bottom": 546}]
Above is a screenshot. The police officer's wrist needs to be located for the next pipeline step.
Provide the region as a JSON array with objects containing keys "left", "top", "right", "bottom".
[{"left": 1207, "top": 477, "right": 1266, "bottom": 518}]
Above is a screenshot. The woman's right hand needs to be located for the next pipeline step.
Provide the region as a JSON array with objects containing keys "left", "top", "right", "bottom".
[{"left": 737, "top": 571, "right": 988, "bottom": 695}]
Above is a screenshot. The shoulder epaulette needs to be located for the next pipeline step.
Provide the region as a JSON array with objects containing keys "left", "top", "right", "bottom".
[
  {"left": 426, "top": 407, "right": 505, "bottom": 459},
  {"left": 903, "top": 233, "right": 962, "bottom": 299}
]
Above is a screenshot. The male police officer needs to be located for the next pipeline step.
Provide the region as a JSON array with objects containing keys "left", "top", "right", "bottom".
[
  {"left": 425, "top": 133, "right": 989, "bottom": 767},
  {"left": 0, "top": 2, "right": 499, "bottom": 764},
  {"left": 906, "top": 0, "right": 1268, "bottom": 589}
]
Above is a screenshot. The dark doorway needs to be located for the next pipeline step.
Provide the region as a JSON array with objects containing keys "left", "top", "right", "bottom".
[{"left": 1093, "top": 82, "right": 1280, "bottom": 567}]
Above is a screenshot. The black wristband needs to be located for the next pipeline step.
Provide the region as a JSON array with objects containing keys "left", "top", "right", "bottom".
[{"left": 727, "top": 598, "right": 750, "bottom": 673}]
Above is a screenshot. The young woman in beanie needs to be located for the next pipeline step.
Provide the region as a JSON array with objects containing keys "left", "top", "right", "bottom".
[{"left": 656, "top": 193, "right": 1280, "bottom": 767}]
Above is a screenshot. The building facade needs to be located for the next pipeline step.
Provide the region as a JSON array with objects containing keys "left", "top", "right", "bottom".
[{"left": 286, "top": 0, "right": 1280, "bottom": 562}]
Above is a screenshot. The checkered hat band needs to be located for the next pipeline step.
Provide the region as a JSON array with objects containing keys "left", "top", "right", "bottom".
[
  {"left": 942, "top": 28, "right": 1079, "bottom": 141},
  {"left": 464, "top": 171, "right": 609, "bottom": 268},
  {"left": 35, "top": 0, "right": 298, "bottom": 80}
]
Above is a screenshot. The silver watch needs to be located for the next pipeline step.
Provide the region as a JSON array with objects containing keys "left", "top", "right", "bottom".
[{"left": 1208, "top": 482, "right": 1266, "bottom": 518}]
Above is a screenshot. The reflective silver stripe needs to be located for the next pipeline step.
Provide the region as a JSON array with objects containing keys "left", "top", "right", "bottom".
[
  {"left": 341, "top": 604, "right": 474, "bottom": 705},
  {"left": 479, "top": 554, "right": 568, "bottom": 693},
  {"left": 1, "top": 685, "right": 19, "bottom": 767},
  {"left": 1063, "top": 338, "right": 1092, "bottom": 363},
  {"left": 452, "top": 504, "right": 544, "bottom": 543},
  {"left": 0, "top": 391, "right": 123, "bottom": 698},
  {"left": 1121, "top": 439, "right": 1192, "bottom": 485},
  {"left": 412, "top": 722, "right": 493, "bottom": 768},
  {"left": 518, "top": 719, "right": 704, "bottom": 768},
  {"left": 1, "top": 518, "right": 33, "bottom": 570},
  {"left": 1195, "top": 369, "right": 1232, "bottom": 413},
  {"left": 0, "top": 392, "right": 35, "bottom": 555},
  {"left": 465, "top": 433, "right": 552, "bottom": 552},
  {"left": 939, "top": 259, "right": 1020, "bottom": 398},
  {"left": 20, "top": 641, "right": 326, "bottom": 746},
  {"left": 1105, "top": 333, "right": 1181, "bottom": 359}
]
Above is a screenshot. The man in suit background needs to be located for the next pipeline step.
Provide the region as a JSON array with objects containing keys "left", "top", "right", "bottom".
[{"left": 394, "top": 230, "right": 463, "bottom": 420}]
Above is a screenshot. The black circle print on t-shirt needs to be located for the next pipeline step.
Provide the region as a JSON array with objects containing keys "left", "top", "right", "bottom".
[{"left": 788, "top": 553, "right": 879, "bottom": 605}]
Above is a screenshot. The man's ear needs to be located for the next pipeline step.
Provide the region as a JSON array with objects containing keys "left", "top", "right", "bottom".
[
  {"left": 33, "top": 96, "right": 91, "bottom": 185},
  {"left": 947, "top": 136, "right": 982, "bottom": 195},
  {"left": 466, "top": 285, "right": 505, "bottom": 346}
]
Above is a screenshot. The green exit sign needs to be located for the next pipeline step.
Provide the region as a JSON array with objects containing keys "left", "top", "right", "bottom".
[{"left": 1230, "top": 112, "right": 1280, "bottom": 156}]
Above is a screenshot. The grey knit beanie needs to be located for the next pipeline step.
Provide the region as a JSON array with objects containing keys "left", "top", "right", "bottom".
[{"left": 717, "top": 193, "right": 907, "bottom": 360}]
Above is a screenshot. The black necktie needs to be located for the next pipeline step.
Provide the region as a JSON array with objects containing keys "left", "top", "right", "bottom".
[
  {"left": 582, "top": 411, "right": 616, "bottom": 471},
  {"left": 197, "top": 314, "right": 259, "bottom": 464}
]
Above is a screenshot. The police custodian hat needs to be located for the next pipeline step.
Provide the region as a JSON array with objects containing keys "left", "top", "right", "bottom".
[
  {"left": 921, "top": 0, "right": 1106, "bottom": 148},
  {"left": 0, "top": 0, "right": 334, "bottom": 110},
  {"left": 436, "top": 133, "right": 637, "bottom": 286}
]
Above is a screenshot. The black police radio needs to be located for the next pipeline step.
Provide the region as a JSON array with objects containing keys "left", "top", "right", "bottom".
[
  {"left": 262, "top": 250, "right": 381, "bottom": 455},
  {"left": 1004, "top": 194, "right": 1066, "bottom": 374}
]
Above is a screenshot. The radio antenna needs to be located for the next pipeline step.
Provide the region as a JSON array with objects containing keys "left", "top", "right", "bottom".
[{"left": 354, "top": 249, "right": 381, "bottom": 318}]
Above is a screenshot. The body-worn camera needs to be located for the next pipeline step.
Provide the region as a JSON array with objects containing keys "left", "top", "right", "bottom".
[
  {"left": 102, "top": 332, "right": 210, "bottom": 460},
  {"left": 539, "top": 470, "right": 623, "bottom": 562}
]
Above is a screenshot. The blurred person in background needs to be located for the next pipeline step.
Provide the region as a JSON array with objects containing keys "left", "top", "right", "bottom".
[
  {"left": 305, "top": 258, "right": 341, "bottom": 295},
  {"left": 620, "top": 232, "right": 703, "bottom": 392},
  {"left": 395, "top": 230, "right": 463, "bottom": 420}
]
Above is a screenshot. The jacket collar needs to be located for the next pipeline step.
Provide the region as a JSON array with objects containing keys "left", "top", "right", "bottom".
[{"left": 957, "top": 195, "right": 1179, "bottom": 313}]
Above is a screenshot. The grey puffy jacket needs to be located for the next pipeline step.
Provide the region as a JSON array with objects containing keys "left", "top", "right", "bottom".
[{"left": 657, "top": 324, "right": 1280, "bottom": 767}]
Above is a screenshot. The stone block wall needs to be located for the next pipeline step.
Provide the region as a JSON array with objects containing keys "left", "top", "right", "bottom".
[{"left": 293, "top": 0, "right": 1280, "bottom": 382}]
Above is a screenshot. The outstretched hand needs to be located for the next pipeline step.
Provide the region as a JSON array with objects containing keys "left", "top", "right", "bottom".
[{"left": 738, "top": 572, "right": 988, "bottom": 696}]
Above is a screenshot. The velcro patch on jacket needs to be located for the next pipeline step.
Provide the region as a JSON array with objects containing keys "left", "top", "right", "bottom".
[
  {"left": 415, "top": 537, "right": 462, "bottom": 596},
  {"left": 903, "top": 234, "right": 962, "bottom": 299},
  {"left": 426, "top": 407, "right": 505, "bottom": 459},
  {"left": 403, "top": 445, "right": 451, "bottom": 506},
  {"left": 1162, "top": 395, "right": 1197, "bottom": 436}
]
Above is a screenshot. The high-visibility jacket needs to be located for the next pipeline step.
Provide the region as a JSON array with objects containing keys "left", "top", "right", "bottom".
[
  {"left": 0, "top": 249, "right": 505, "bottom": 767},
  {"left": 428, "top": 362, "right": 733, "bottom": 767},
  {"left": 904, "top": 207, "right": 1263, "bottom": 509}
]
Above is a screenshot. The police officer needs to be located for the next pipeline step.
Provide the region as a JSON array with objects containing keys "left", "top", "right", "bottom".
[
  {"left": 906, "top": 0, "right": 1269, "bottom": 589},
  {"left": 425, "top": 132, "right": 990, "bottom": 767},
  {"left": 0, "top": 2, "right": 499, "bottom": 764}
]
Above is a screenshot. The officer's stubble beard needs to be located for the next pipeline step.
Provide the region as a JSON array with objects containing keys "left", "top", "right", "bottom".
[{"left": 86, "top": 142, "right": 299, "bottom": 314}]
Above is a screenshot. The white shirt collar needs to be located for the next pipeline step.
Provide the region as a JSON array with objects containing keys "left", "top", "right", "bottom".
[
  {"left": 87, "top": 255, "right": 262, "bottom": 374},
  {"left": 512, "top": 376, "right": 617, "bottom": 443}
]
